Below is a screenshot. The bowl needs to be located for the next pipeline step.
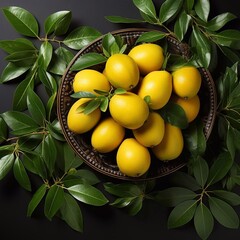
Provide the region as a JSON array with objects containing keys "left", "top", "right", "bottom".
[{"left": 57, "top": 28, "right": 217, "bottom": 180}]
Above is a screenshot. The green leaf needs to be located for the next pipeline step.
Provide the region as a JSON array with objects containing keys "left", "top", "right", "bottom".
[
  {"left": 225, "top": 111, "right": 240, "bottom": 130},
  {"left": 63, "top": 26, "right": 101, "bottom": 50},
  {"left": 80, "top": 98, "right": 101, "bottom": 115},
  {"left": 168, "top": 200, "right": 197, "bottom": 228},
  {"left": 13, "top": 156, "right": 31, "bottom": 191},
  {"left": 21, "top": 152, "right": 38, "bottom": 174},
  {"left": 44, "top": 11, "right": 72, "bottom": 36},
  {"left": 159, "top": 0, "right": 183, "bottom": 23},
  {"left": 110, "top": 197, "right": 133, "bottom": 208},
  {"left": 214, "top": 30, "right": 240, "bottom": 49},
  {"left": 62, "top": 176, "right": 85, "bottom": 188},
  {"left": 135, "top": 31, "right": 166, "bottom": 44},
  {"left": 207, "top": 151, "right": 233, "bottom": 186},
  {"left": 18, "top": 134, "right": 42, "bottom": 152},
  {"left": 71, "top": 169, "right": 100, "bottom": 186},
  {"left": 184, "top": 0, "right": 194, "bottom": 13},
  {"left": 1, "top": 111, "right": 39, "bottom": 136},
  {"left": 105, "top": 15, "right": 143, "bottom": 24},
  {"left": 149, "top": 187, "right": 197, "bottom": 207},
  {"left": 0, "top": 117, "right": 8, "bottom": 144},
  {"left": 67, "top": 183, "right": 109, "bottom": 206},
  {"left": 42, "top": 135, "right": 57, "bottom": 176},
  {"left": 140, "top": 11, "right": 157, "bottom": 24},
  {"left": 174, "top": 11, "right": 191, "bottom": 41},
  {"left": 0, "top": 145, "right": 15, "bottom": 158},
  {"left": 38, "top": 69, "right": 57, "bottom": 94},
  {"left": 46, "top": 120, "right": 65, "bottom": 142},
  {"left": 166, "top": 54, "right": 196, "bottom": 71},
  {"left": 191, "top": 26, "right": 211, "bottom": 68},
  {"left": 133, "top": 0, "right": 157, "bottom": 21},
  {"left": 226, "top": 124, "right": 236, "bottom": 160},
  {"left": 194, "top": 203, "right": 214, "bottom": 240},
  {"left": 44, "top": 185, "right": 64, "bottom": 220},
  {"left": 32, "top": 154, "right": 48, "bottom": 180},
  {"left": 184, "top": 120, "right": 206, "bottom": 156},
  {"left": 104, "top": 182, "right": 142, "bottom": 198},
  {"left": 219, "top": 46, "right": 240, "bottom": 64},
  {"left": 0, "top": 38, "right": 36, "bottom": 54},
  {"left": 5, "top": 50, "right": 37, "bottom": 67},
  {"left": 46, "top": 93, "right": 57, "bottom": 122},
  {"left": 212, "top": 190, "right": 240, "bottom": 206},
  {"left": 27, "top": 88, "right": 46, "bottom": 126},
  {"left": 100, "top": 97, "right": 109, "bottom": 112},
  {"left": 217, "top": 63, "right": 238, "bottom": 109},
  {"left": 192, "top": 156, "right": 209, "bottom": 187},
  {"left": 2, "top": 6, "right": 39, "bottom": 37},
  {"left": 0, "top": 153, "right": 15, "bottom": 180},
  {"left": 71, "top": 91, "right": 97, "bottom": 99},
  {"left": 158, "top": 101, "right": 188, "bottom": 129},
  {"left": 102, "top": 33, "right": 118, "bottom": 57},
  {"left": 194, "top": 0, "right": 210, "bottom": 22},
  {"left": 114, "top": 88, "right": 127, "bottom": 95},
  {"left": 12, "top": 76, "right": 34, "bottom": 111},
  {"left": 49, "top": 47, "right": 74, "bottom": 75},
  {"left": 209, "top": 196, "right": 239, "bottom": 229},
  {"left": 126, "top": 196, "right": 143, "bottom": 216},
  {"left": 70, "top": 52, "right": 107, "bottom": 71},
  {"left": 55, "top": 46, "right": 74, "bottom": 65},
  {"left": 60, "top": 192, "right": 83, "bottom": 232},
  {"left": 63, "top": 144, "right": 83, "bottom": 172},
  {"left": 38, "top": 41, "right": 53, "bottom": 70},
  {"left": 168, "top": 171, "right": 201, "bottom": 191},
  {"left": 207, "top": 12, "right": 237, "bottom": 31},
  {"left": 0, "top": 63, "right": 30, "bottom": 83},
  {"left": 27, "top": 184, "right": 47, "bottom": 217}
]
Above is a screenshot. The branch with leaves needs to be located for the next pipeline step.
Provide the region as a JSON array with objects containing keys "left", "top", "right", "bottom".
[
  {"left": 0, "top": 6, "right": 108, "bottom": 232},
  {"left": 1, "top": 1, "right": 240, "bottom": 239}
]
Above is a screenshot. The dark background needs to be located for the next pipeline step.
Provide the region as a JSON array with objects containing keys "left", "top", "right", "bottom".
[{"left": 0, "top": 0, "right": 240, "bottom": 239}]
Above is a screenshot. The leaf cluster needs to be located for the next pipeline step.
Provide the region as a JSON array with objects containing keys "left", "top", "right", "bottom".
[
  {"left": 0, "top": 6, "right": 108, "bottom": 232},
  {"left": 106, "top": 0, "right": 240, "bottom": 70}
]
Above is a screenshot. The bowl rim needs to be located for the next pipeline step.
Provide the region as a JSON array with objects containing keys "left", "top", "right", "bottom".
[{"left": 57, "top": 27, "right": 217, "bottom": 181}]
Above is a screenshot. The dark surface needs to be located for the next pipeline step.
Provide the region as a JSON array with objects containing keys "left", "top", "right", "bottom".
[{"left": 0, "top": 0, "right": 240, "bottom": 239}]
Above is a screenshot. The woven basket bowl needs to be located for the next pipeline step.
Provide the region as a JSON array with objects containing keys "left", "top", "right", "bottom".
[{"left": 57, "top": 28, "right": 217, "bottom": 181}]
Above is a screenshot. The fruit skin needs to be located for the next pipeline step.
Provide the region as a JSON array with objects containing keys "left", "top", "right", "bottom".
[
  {"left": 152, "top": 123, "right": 184, "bottom": 161},
  {"left": 109, "top": 92, "right": 149, "bottom": 129},
  {"left": 128, "top": 43, "right": 164, "bottom": 75},
  {"left": 73, "top": 69, "right": 111, "bottom": 94},
  {"left": 91, "top": 117, "right": 125, "bottom": 153},
  {"left": 172, "top": 94, "right": 200, "bottom": 123},
  {"left": 104, "top": 53, "right": 140, "bottom": 90},
  {"left": 133, "top": 111, "right": 165, "bottom": 147},
  {"left": 116, "top": 138, "right": 151, "bottom": 177},
  {"left": 172, "top": 66, "right": 202, "bottom": 99},
  {"left": 138, "top": 70, "right": 172, "bottom": 109},
  {"left": 67, "top": 98, "right": 101, "bottom": 134}
]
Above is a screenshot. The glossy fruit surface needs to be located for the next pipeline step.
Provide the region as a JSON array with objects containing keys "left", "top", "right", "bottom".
[
  {"left": 67, "top": 98, "right": 101, "bottom": 134},
  {"left": 133, "top": 112, "right": 165, "bottom": 147},
  {"left": 104, "top": 53, "right": 140, "bottom": 90},
  {"left": 116, "top": 138, "right": 151, "bottom": 177},
  {"left": 128, "top": 43, "right": 164, "bottom": 75},
  {"left": 109, "top": 92, "right": 149, "bottom": 129},
  {"left": 91, "top": 117, "right": 125, "bottom": 153},
  {"left": 138, "top": 70, "right": 172, "bottom": 109},
  {"left": 73, "top": 69, "right": 111, "bottom": 94},
  {"left": 152, "top": 123, "right": 184, "bottom": 161},
  {"left": 172, "top": 94, "right": 200, "bottom": 122},
  {"left": 172, "top": 66, "right": 202, "bottom": 99}
]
